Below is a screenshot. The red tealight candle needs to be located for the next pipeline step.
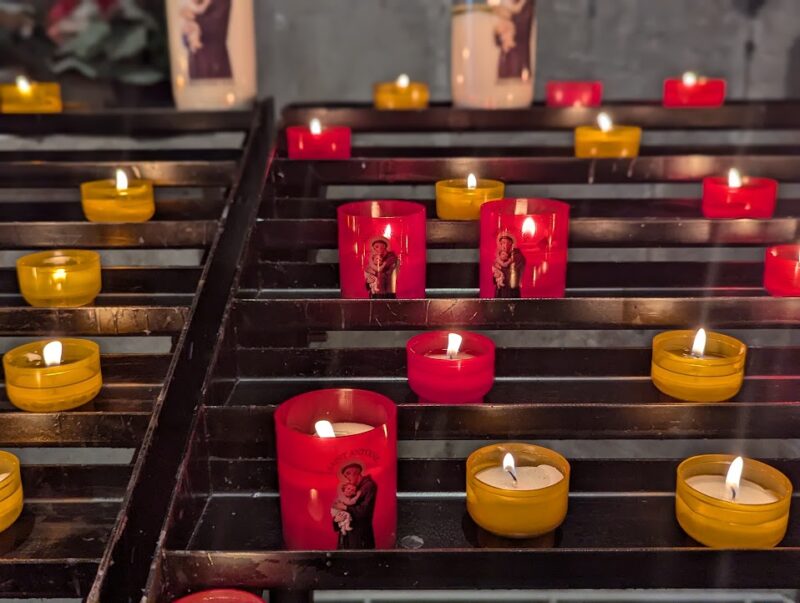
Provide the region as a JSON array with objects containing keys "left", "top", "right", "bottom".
[
  {"left": 172, "top": 590, "right": 265, "bottom": 602},
  {"left": 286, "top": 118, "right": 352, "bottom": 160},
  {"left": 479, "top": 198, "right": 570, "bottom": 299},
  {"left": 545, "top": 81, "right": 603, "bottom": 108},
  {"left": 406, "top": 331, "right": 496, "bottom": 405},
  {"left": 764, "top": 245, "right": 800, "bottom": 297},
  {"left": 337, "top": 200, "right": 426, "bottom": 299},
  {"left": 663, "top": 72, "right": 726, "bottom": 107},
  {"left": 275, "top": 388, "right": 397, "bottom": 551},
  {"left": 702, "top": 168, "right": 778, "bottom": 219}
]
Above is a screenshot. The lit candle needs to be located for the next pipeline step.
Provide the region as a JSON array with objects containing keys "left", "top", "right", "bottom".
[
  {"left": 3, "top": 338, "right": 102, "bottom": 412},
  {"left": 314, "top": 419, "right": 374, "bottom": 438},
  {"left": 286, "top": 119, "right": 352, "bottom": 160},
  {"left": 663, "top": 71, "right": 726, "bottom": 107},
  {"left": 701, "top": 168, "right": 778, "bottom": 219},
  {"left": 435, "top": 173, "right": 505, "bottom": 220},
  {"left": 80, "top": 169, "right": 156, "bottom": 223},
  {"left": 373, "top": 73, "right": 430, "bottom": 110},
  {"left": 0, "top": 451, "right": 22, "bottom": 534},
  {"left": 16, "top": 250, "right": 102, "bottom": 308},
  {"left": 676, "top": 454, "right": 791, "bottom": 548},
  {"left": 0, "top": 76, "right": 62, "bottom": 113},
  {"left": 545, "top": 80, "right": 603, "bottom": 108},
  {"left": 467, "top": 443, "right": 570, "bottom": 538},
  {"left": 763, "top": 244, "right": 800, "bottom": 296},
  {"left": 651, "top": 329, "right": 747, "bottom": 402},
  {"left": 407, "top": 330, "right": 495, "bottom": 404},
  {"left": 574, "top": 112, "right": 642, "bottom": 158}
]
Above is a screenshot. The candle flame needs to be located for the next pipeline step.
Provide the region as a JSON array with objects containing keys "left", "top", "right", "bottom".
[
  {"left": 15, "top": 76, "right": 31, "bottom": 95},
  {"left": 728, "top": 168, "right": 742, "bottom": 189},
  {"left": 315, "top": 420, "right": 336, "bottom": 438},
  {"left": 396, "top": 73, "right": 410, "bottom": 89},
  {"left": 597, "top": 112, "right": 613, "bottom": 133},
  {"left": 383, "top": 224, "right": 392, "bottom": 239},
  {"left": 115, "top": 169, "right": 129, "bottom": 192},
  {"left": 502, "top": 452, "right": 518, "bottom": 485},
  {"left": 725, "top": 456, "right": 744, "bottom": 501},
  {"left": 309, "top": 118, "right": 322, "bottom": 135},
  {"left": 691, "top": 328, "right": 707, "bottom": 357},
  {"left": 682, "top": 71, "right": 698, "bottom": 87},
  {"left": 522, "top": 216, "right": 536, "bottom": 238},
  {"left": 42, "top": 340, "right": 62, "bottom": 367},
  {"left": 446, "top": 332, "right": 463, "bottom": 359},
  {"left": 52, "top": 268, "right": 67, "bottom": 282},
  {"left": 466, "top": 173, "right": 477, "bottom": 190}
]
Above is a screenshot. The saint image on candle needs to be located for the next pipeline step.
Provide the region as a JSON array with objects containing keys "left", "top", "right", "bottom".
[
  {"left": 492, "top": 0, "right": 534, "bottom": 81},
  {"left": 364, "top": 229, "right": 398, "bottom": 299},
  {"left": 493, "top": 231, "right": 525, "bottom": 299},
  {"left": 180, "top": 0, "right": 233, "bottom": 80}
]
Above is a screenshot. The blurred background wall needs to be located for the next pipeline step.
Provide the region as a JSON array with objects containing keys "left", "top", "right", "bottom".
[{"left": 256, "top": 0, "right": 800, "bottom": 108}]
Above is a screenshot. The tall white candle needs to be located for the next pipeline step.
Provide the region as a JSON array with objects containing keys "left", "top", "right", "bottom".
[
  {"left": 685, "top": 474, "right": 777, "bottom": 504},
  {"left": 476, "top": 464, "right": 563, "bottom": 491}
]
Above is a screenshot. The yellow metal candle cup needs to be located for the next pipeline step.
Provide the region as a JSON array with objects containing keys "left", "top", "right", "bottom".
[
  {"left": 0, "top": 452, "right": 23, "bottom": 534},
  {"left": 651, "top": 330, "right": 746, "bottom": 402},
  {"left": 574, "top": 124, "right": 641, "bottom": 158},
  {"left": 17, "top": 250, "right": 101, "bottom": 308},
  {"left": 676, "top": 455, "right": 791, "bottom": 548},
  {"left": 373, "top": 78, "right": 430, "bottom": 110},
  {"left": 80, "top": 178, "right": 155, "bottom": 223},
  {"left": 466, "top": 442, "right": 570, "bottom": 539},
  {"left": 0, "top": 81, "right": 62, "bottom": 114},
  {"left": 436, "top": 178, "right": 505, "bottom": 220},
  {"left": 3, "top": 339, "right": 102, "bottom": 412}
]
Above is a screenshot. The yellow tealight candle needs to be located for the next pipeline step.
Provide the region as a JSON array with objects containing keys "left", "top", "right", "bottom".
[
  {"left": 3, "top": 339, "right": 102, "bottom": 412},
  {"left": 373, "top": 73, "right": 430, "bottom": 110},
  {"left": 436, "top": 173, "right": 505, "bottom": 220},
  {"left": 80, "top": 169, "right": 155, "bottom": 223},
  {"left": 466, "top": 443, "right": 570, "bottom": 539},
  {"left": 17, "top": 250, "right": 102, "bottom": 308},
  {"left": 0, "top": 452, "right": 23, "bottom": 534},
  {"left": 574, "top": 112, "right": 641, "bottom": 158},
  {"left": 0, "top": 76, "right": 62, "bottom": 114},
  {"left": 676, "top": 454, "right": 791, "bottom": 548},
  {"left": 651, "top": 328, "right": 746, "bottom": 402}
]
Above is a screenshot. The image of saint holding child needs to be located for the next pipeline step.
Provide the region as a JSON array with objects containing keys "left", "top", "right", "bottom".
[{"left": 330, "top": 462, "right": 378, "bottom": 550}]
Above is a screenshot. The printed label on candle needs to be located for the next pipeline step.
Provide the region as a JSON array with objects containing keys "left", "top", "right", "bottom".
[
  {"left": 492, "top": 231, "right": 527, "bottom": 297},
  {"left": 476, "top": 464, "right": 564, "bottom": 491},
  {"left": 685, "top": 474, "right": 778, "bottom": 505},
  {"left": 364, "top": 236, "right": 399, "bottom": 299}
]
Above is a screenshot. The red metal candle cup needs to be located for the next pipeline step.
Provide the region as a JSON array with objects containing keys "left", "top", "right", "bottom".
[
  {"left": 337, "top": 200, "right": 426, "bottom": 299},
  {"left": 663, "top": 77, "right": 726, "bottom": 107},
  {"left": 275, "top": 388, "right": 397, "bottom": 550},
  {"left": 286, "top": 125, "right": 351, "bottom": 160},
  {"left": 172, "top": 590, "right": 265, "bottom": 602},
  {"left": 545, "top": 81, "right": 603, "bottom": 108},
  {"left": 764, "top": 245, "right": 800, "bottom": 297},
  {"left": 479, "top": 198, "right": 570, "bottom": 299},
  {"left": 406, "top": 330, "right": 495, "bottom": 404},
  {"left": 701, "top": 176, "right": 777, "bottom": 219}
]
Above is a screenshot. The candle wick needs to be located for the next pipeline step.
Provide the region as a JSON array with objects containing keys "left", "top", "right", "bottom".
[
  {"left": 729, "top": 486, "right": 737, "bottom": 502},
  {"left": 506, "top": 468, "right": 518, "bottom": 486}
]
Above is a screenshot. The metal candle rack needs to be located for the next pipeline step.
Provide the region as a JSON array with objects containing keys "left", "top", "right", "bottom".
[
  {"left": 0, "top": 103, "right": 271, "bottom": 600},
  {"left": 62, "top": 101, "right": 800, "bottom": 601}
]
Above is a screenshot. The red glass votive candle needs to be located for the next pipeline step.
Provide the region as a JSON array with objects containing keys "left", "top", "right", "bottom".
[
  {"left": 172, "top": 590, "right": 265, "bottom": 602},
  {"left": 286, "top": 118, "right": 351, "bottom": 160},
  {"left": 702, "top": 169, "right": 778, "bottom": 219},
  {"left": 663, "top": 72, "right": 726, "bottom": 107},
  {"left": 545, "top": 81, "right": 603, "bottom": 108},
  {"left": 406, "top": 331, "right": 495, "bottom": 405},
  {"left": 764, "top": 245, "right": 800, "bottom": 297},
  {"left": 479, "top": 198, "right": 570, "bottom": 299},
  {"left": 275, "top": 388, "right": 397, "bottom": 550},
  {"left": 337, "top": 200, "right": 426, "bottom": 299}
]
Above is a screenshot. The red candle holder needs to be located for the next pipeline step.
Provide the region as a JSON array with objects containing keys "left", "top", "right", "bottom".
[
  {"left": 702, "top": 172, "right": 778, "bottom": 219},
  {"left": 286, "top": 120, "right": 351, "bottom": 160},
  {"left": 337, "top": 200, "right": 426, "bottom": 299},
  {"left": 275, "top": 388, "right": 397, "bottom": 551},
  {"left": 172, "top": 590, "right": 264, "bottom": 602},
  {"left": 406, "top": 330, "right": 495, "bottom": 405},
  {"left": 545, "top": 81, "right": 603, "bottom": 108},
  {"left": 663, "top": 74, "right": 726, "bottom": 107},
  {"left": 764, "top": 245, "right": 800, "bottom": 297},
  {"left": 479, "top": 198, "right": 570, "bottom": 299}
]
